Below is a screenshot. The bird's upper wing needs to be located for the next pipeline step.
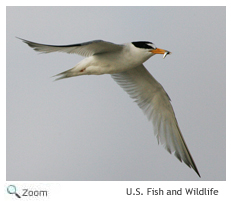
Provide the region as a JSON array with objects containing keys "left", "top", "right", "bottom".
[
  {"left": 18, "top": 38, "right": 123, "bottom": 57},
  {"left": 111, "top": 65, "right": 200, "bottom": 177}
]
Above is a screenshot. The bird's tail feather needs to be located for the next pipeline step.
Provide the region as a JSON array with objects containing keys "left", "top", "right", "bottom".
[
  {"left": 53, "top": 63, "right": 89, "bottom": 80},
  {"left": 53, "top": 67, "right": 77, "bottom": 81}
]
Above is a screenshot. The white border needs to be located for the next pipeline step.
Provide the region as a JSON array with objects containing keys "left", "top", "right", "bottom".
[{"left": 2, "top": 1, "right": 230, "bottom": 200}]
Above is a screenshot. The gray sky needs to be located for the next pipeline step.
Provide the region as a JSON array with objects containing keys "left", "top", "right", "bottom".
[{"left": 7, "top": 6, "right": 225, "bottom": 181}]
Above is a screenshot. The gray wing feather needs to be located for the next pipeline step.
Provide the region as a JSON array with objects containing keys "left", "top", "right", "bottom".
[
  {"left": 18, "top": 37, "right": 123, "bottom": 57},
  {"left": 111, "top": 65, "right": 200, "bottom": 177}
]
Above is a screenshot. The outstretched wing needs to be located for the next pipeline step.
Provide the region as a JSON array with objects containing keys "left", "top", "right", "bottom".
[
  {"left": 18, "top": 37, "right": 123, "bottom": 57},
  {"left": 111, "top": 64, "right": 200, "bottom": 177}
]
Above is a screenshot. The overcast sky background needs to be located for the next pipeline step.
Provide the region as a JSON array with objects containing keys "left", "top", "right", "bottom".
[{"left": 6, "top": 6, "right": 225, "bottom": 181}]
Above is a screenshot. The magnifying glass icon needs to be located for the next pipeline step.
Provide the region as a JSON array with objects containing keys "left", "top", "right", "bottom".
[{"left": 7, "top": 185, "right": 21, "bottom": 198}]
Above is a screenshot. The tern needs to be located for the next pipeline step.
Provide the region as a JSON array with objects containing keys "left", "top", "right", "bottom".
[{"left": 19, "top": 38, "right": 200, "bottom": 177}]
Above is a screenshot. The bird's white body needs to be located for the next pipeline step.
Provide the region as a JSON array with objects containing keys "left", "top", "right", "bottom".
[
  {"left": 19, "top": 38, "right": 200, "bottom": 177},
  {"left": 63, "top": 43, "right": 154, "bottom": 76}
]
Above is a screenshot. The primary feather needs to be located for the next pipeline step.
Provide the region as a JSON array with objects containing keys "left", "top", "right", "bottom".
[
  {"left": 112, "top": 65, "right": 200, "bottom": 177},
  {"left": 18, "top": 38, "right": 123, "bottom": 57}
]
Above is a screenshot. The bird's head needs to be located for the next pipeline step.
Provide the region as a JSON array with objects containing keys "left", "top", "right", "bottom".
[{"left": 131, "top": 41, "right": 171, "bottom": 59}]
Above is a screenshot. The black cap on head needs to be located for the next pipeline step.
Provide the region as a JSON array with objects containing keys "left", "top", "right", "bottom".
[{"left": 132, "top": 41, "right": 156, "bottom": 49}]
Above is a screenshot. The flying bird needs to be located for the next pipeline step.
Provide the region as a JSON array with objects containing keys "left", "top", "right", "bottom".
[{"left": 18, "top": 38, "right": 200, "bottom": 177}]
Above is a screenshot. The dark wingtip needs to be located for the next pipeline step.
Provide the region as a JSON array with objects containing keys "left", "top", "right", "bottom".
[
  {"left": 16, "top": 36, "right": 25, "bottom": 41},
  {"left": 16, "top": 37, "right": 31, "bottom": 46},
  {"left": 192, "top": 165, "right": 201, "bottom": 178},
  {"left": 195, "top": 170, "right": 201, "bottom": 178}
]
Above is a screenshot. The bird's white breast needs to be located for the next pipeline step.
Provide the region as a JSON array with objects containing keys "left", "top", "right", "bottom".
[{"left": 88, "top": 43, "right": 153, "bottom": 74}]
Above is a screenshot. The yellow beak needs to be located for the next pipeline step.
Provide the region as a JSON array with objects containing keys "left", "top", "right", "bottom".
[{"left": 150, "top": 48, "right": 171, "bottom": 54}]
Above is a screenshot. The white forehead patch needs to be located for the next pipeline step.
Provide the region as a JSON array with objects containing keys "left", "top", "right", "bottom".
[{"left": 148, "top": 43, "right": 157, "bottom": 49}]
